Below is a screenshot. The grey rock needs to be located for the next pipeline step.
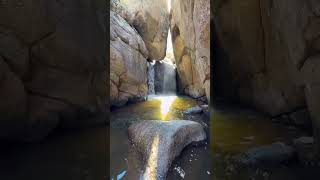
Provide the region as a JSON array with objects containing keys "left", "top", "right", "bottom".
[
  {"left": 184, "top": 106, "right": 203, "bottom": 115},
  {"left": 234, "top": 142, "right": 295, "bottom": 166},
  {"left": 289, "top": 109, "right": 312, "bottom": 128},
  {"left": 128, "top": 120, "right": 206, "bottom": 179}
]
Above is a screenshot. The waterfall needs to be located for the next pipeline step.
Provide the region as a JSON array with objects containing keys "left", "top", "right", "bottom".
[
  {"left": 147, "top": 61, "right": 156, "bottom": 95},
  {"left": 154, "top": 60, "right": 177, "bottom": 94}
]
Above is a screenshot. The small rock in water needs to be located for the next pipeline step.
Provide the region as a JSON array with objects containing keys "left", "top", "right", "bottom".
[
  {"left": 293, "top": 136, "right": 315, "bottom": 163},
  {"left": 234, "top": 142, "right": 294, "bottom": 166},
  {"left": 174, "top": 166, "right": 185, "bottom": 178},
  {"left": 184, "top": 106, "right": 203, "bottom": 114},
  {"left": 239, "top": 141, "right": 252, "bottom": 145},
  {"left": 294, "top": 136, "right": 314, "bottom": 145},
  {"left": 242, "top": 136, "right": 255, "bottom": 141}
]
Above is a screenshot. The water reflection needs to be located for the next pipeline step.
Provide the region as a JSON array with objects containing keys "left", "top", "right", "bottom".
[
  {"left": 150, "top": 95, "right": 177, "bottom": 120},
  {"left": 110, "top": 96, "right": 210, "bottom": 180},
  {"left": 211, "top": 104, "right": 317, "bottom": 179}
]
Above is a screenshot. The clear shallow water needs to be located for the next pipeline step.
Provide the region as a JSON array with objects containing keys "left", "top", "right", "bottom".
[
  {"left": 110, "top": 95, "right": 211, "bottom": 180},
  {"left": 211, "top": 103, "right": 320, "bottom": 180},
  {"left": 0, "top": 126, "right": 108, "bottom": 180}
]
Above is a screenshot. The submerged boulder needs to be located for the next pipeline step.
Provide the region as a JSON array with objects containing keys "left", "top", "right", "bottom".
[
  {"left": 234, "top": 142, "right": 295, "bottom": 167},
  {"left": 128, "top": 120, "right": 206, "bottom": 179},
  {"left": 293, "top": 136, "right": 316, "bottom": 164},
  {"left": 184, "top": 106, "right": 203, "bottom": 115}
]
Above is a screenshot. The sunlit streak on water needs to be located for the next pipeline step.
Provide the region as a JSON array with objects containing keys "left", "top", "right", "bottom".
[{"left": 149, "top": 95, "right": 177, "bottom": 120}]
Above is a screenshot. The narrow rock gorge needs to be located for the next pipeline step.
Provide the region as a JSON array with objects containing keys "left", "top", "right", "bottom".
[
  {"left": 110, "top": 0, "right": 211, "bottom": 107},
  {"left": 110, "top": 0, "right": 211, "bottom": 179}
]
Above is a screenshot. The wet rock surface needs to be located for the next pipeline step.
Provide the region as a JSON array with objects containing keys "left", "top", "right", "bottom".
[
  {"left": 184, "top": 106, "right": 203, "bottom": 115},
  {"left": 128, "top": 120, "right": 206, "bottom": 179},
  {"left": 233, "top": 142, "right": 295, "bottom": 167}
]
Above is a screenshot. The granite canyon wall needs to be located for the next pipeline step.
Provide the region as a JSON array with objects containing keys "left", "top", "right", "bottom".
[
  {"left": 213, "top": 0, "right": 320, "bottom": 154},
  {"left": 170, "top": 0, "right": 211, "bottom": 101},
  {"left": 0, "top": 0, "right": 106, "bottom": 141},
  {"left": 110, "top": 0, "right": 211, "bottom": 106}
]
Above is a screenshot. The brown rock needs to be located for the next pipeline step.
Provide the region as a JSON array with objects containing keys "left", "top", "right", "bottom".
[
  {"left": 0, "top": 28, "right": 29, "bottom": 78},
  {"left": 171, "top": 0, "right": 210, "bottom": 100},
  {"left": 0, "top": 0, "right": 53, "bottom": 43},
  {"left": 114, "top": 0, "right": 170, "bottom": 60},
  {"left": 0, "top": 57, "right": 27, "bottom": 139},
  {"left": 110, "top": 12, "right": 148, "bottom": 107}
]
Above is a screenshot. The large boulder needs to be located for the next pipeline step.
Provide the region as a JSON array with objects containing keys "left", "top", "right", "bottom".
[
  {"left": 112, "top": 0, "right": 170, "bottom": 60},
  {"left": 128, "top": 120, "right": 206, "bottom": 179},
  {"left": 0, "top": 57, "right": 27, "bottom": 139},
  {"left": 0, "top": 0, "right": 106, "bottom": 141},
  {"left": 110, "top": 11, "right": 149, "bottom": 107},
  {"left": 171, "top": 0, "right": 210, "bottom": 101}
]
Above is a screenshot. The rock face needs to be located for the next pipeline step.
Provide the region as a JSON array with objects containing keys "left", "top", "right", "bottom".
[
  {"left": 213, "top": 0, "right": 320, "bottom": 153},
  {"left": 293, "top": 137, "right": 316, "bottom": 163},
  {"left": 128, "top": 120, "right": 206, "bottom": 179},
  {"left": 154, "top": 60, "right": 177, "bottom": 94},
  {"left": 0, "top": 0, "right": 106, "bottom": 141},
  {"left": 112, "top": 0, "right": 170, "bottom": 60},
  {"left": 234, "top": 142, "right": 295, "bottom": 166},
  {"left": 110, "top": 11, "right": 149, "bottom": 107},
  {"left": 170, "top": 0, "right": 210, "bottom": 101}
]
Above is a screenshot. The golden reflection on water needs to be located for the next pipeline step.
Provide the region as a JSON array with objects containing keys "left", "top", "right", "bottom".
[
  {"left": 111, "top": 96, "right": 198, "bottom": 121},
  {"left": 211, "top": 107, "right": 303, "bottom": 154},
  {"left": 152, "top": 96, "right": 177, "bottom": 120}
]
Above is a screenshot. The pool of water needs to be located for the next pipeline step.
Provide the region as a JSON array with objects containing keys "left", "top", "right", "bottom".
[
  {"left": 0, "top": 126, "right": 108, "bottom": 180},
  {"left": 211, "top": 102, "right": 320, "bottom": 180},
  {"left": 110, "top": 95, "right": 211, "bottom": 180}
]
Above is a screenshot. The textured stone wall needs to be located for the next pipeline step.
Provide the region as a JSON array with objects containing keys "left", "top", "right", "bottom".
[
  {"left": 111, "top": 0, "right": 170, "bottom": 60},
  {"left": 170, "top": 0, "right": 211, "bottom": 101},
  {"left": 110, "top": 11, "right": 149, "bottom": 107},
  {"left": 0, "top": 0, "right": 106, "bottom": 141}
]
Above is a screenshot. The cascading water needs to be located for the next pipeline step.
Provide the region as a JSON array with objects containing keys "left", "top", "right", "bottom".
[
  {"left": 147, "top": 61, "right": 156, "bottom": 95},
  {"left": 147, "top": 28, "right": 177, "bottom": 95},
  {"left": 154, "top": 60, "right": 176, "bottom": 94}
]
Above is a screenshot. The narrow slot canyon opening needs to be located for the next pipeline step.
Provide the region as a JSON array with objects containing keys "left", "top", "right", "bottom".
[
  {"left": 110, "top": 0, "right": 211, "bottom": 179},
  {"left": 147, "top": 29, "right": 178, "bottom": 120}
]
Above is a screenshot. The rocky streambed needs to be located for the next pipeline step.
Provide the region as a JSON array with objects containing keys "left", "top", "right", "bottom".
[{"left": 110, "top": 96, "right": 211, "bottom": 180}]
